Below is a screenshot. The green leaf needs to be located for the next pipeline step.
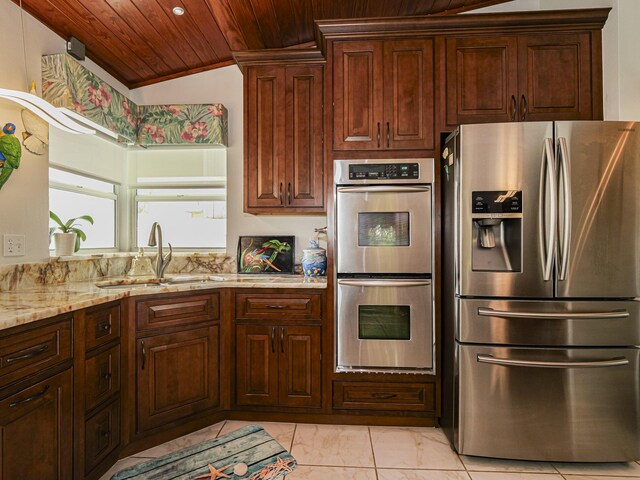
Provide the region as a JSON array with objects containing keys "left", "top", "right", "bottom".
[
  {"left": 49, "top": 211, "right": 65, "bottom": 230},
  {"left": 69, "top": 228, "right": 86, "bottom": 241}
]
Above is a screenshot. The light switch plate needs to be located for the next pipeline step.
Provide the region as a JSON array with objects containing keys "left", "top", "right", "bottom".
[{"left": 3, "top": 234, "right": 25, "bottom": 257}]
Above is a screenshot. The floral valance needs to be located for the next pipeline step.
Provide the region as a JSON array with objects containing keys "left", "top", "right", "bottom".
[
  {"left": 42, "top": 53, "right": 139, "bottom": 142},
  {"left": 137, "top": 104, "right": 228, "bottom": 146},
  {"left": 41, "top": 54, "right": 228, "bottom": 147}
]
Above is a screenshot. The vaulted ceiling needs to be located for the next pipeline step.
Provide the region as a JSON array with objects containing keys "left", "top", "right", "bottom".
[{"left": 16, "top": 0, "right": 513, "bottom": 88}]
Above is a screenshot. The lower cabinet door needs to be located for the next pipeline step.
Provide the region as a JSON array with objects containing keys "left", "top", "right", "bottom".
[
  {"left": 236, "top": 325, "right": 279, "bottom": 406},
  {"left": 278, "top": 326, "right": 321, "bottom": 407},
  {"left": 0, "top": 368, "right": 73, "bottom": 479},
  {"left": 137, "top": 326, "right": 219, "bottom": 433},
  {"left": 84, "top": 398, "right": 121, "bottom": 475}
]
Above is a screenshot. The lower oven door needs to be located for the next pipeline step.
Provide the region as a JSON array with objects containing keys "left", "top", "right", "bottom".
[
  {"left": 337, "top": 279, "right": 433, "bottom": 373},
  {"left": 457, "top": 344, "right": 640, "bottom": 462}
]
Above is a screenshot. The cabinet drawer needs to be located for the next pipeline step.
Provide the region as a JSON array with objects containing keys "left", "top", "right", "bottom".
[
  {"left": 85, "top": 302, "right": 121, "bottom": 352},
  {"left": 136, "top": 292, "right": 219, "bottom": 332},
  {"left": 0, "top": 318, "right": 72, "bottom": 388},
  {"left": 333, "top": 381, "right": 435, "bottom": 412},
  {"left": 235, "top": 293, "right": 321, "bottom": 320},
  {"left": 84, "top": 397, "right": 121, "bottom": 474},
  {"left": 85, "top": 344, "right": 120, "bottom": 412}
]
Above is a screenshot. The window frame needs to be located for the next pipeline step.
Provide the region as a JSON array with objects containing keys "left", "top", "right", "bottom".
[
  {"left": 48, "top": 166, "right": 120, "bottom": 254},
  {"left": 131, "top": 178, "right": 227, "bottom": 252}
]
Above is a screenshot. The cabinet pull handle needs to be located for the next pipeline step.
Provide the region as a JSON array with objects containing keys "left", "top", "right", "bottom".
[
  {"left": 520, "top": 94, "right": 528, "bottom": 121},
  {"left": 280, "top": 327, "right": 285, "bottom": 353},
  {"left": 287, "top": 182, "right": 292, "bottom": 205},
  {"left": 377, "top": 122, "right": 380, "bottom": 148},
  {"left": 6, "top": 344, "right": 49, "bottom": 364},
  {"left": 271, "top": 327, "right": 275, "bottom": 353},
  {"left": 386, "top": 122, "right": 390, "bottom": 147},
  {"left": 102, "top": 372, "right": 112, "bottom": 380},
  {"left": 98, "top": 321, "right": 110, "bottom": 332},
  {"left": 371, "top": 392, "right": 397, "bottom": 400},
  {"left": 511, "top": 95, "right": 517, "bottom": 121},
  {"left": 279, "top": 182, "right": 283, "bottom": 205},
  {"left": 100, "top": 429, "right": 111, "bottom": 438},
  {"left": 10, "top": 385, "right": 50, "bottom": 408},
  {"left": 266, "top": 304, "right": 285, "bottom": 309},
  {"left": 141, "top": 340, "right": 146, "bottom": 370}
]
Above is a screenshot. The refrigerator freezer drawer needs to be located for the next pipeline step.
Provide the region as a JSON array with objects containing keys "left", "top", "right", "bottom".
[
  {"left": 457, "top": 344, "right": 640, "bottom": 462},
  {"left": 458, "top": 298, "right": 640, "bottom": 346}
]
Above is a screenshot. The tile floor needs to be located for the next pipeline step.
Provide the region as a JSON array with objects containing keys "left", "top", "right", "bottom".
[{"left": 100, "top": 421, "right": 640, "bottom": 480}]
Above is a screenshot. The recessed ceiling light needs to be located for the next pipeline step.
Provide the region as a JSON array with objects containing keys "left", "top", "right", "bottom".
[{"left": 172, "top": 6, "right": 185, "bottom": 16}]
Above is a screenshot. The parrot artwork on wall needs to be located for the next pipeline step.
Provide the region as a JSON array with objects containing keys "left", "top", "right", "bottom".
[{"left": 0, "top": 123, "right": 22, "bottom": 191}]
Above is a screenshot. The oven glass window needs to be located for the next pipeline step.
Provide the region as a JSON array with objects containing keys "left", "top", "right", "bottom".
[
  {"left": 358, "top": 212, "right": 410, "bottom": 246},
  {"left": 358, "top": 305, "right": 411, "bottom": 340}
]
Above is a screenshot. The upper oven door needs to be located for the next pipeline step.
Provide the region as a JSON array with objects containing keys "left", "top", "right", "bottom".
[{"left": 336, "top": 185, "right": 431, "bottom": 274}]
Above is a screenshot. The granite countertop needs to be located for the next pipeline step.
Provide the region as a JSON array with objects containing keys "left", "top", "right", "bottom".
[{"left": 0, "top": 274, "right": 327, "bottom": 332}]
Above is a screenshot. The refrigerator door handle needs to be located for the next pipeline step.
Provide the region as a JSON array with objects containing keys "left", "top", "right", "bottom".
[
  {"left": 557, "top": 136, "right": 572, "bottom": 281},
  {"left": 477, "top": 354, "right": 629, "bottom": 369},
  {"left": 477, "top": 307, "right": 630, "bottom": 319},
  {"left": 539, "top": 138, "right": 557, "bottom": 281}
]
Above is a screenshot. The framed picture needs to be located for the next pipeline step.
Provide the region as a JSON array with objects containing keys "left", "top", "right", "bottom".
[{"left": 237, "top": 235, "right": 295, "bottom": 274}]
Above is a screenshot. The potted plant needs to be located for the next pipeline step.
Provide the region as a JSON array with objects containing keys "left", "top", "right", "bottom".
[{"left": 49, "top": 211, "right": 94, "bottom": 256}]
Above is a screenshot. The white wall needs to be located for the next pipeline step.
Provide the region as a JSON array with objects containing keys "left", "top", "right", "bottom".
[
  {"left": 0, "top": 0, "right": 130, "bottom": 264},
  {"left": 130, "top": 67, "right": 327, "bottom": 262}
]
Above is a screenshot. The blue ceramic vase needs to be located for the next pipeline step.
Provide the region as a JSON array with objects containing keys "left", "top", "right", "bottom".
[{"left": 301, "top": 240, "right": 327, "bottom": 277}]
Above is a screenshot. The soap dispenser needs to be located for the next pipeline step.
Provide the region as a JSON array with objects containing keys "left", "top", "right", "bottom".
[{"left": 127, "top": 248, "right": 154, "bottom": 276}]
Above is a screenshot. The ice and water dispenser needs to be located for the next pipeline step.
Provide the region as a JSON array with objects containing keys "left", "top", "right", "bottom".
[{"left": 471, "top": 190, "right": 522, "bottom": 272}]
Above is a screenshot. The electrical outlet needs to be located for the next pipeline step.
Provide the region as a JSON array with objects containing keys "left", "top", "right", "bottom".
[{"left": 3, "top": 234, "right": 25, "bottom": 257}]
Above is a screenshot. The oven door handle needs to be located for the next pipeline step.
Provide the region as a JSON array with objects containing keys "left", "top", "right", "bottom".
[
  {"left": 338, "top": 279, "right": 431, "bottom": 288},
  {"left": 336, "top": 186, "right": 430, "bottom": 194}
]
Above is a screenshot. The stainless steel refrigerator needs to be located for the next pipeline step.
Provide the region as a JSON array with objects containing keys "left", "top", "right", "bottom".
[{"left": 441, "top": 121, "right": 640, "bottom": 462}]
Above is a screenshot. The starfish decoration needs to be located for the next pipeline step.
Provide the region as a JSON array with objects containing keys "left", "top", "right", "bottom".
[
  {"left": 248, "top": 456, "right": 296, "bottom": 479},
  {"left": 270, "top": 457, "right": 295, "bottom": 475},
  {"left": 194, "top": 463, "right": 232, "bottom": 480}
]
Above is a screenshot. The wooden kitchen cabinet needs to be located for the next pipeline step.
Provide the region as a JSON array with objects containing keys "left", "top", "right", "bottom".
[
  {"left": 234, "top": 290, "right": 323, "bottom": 409},
  {"left": 241, "top": 50, "right": 324, "bottom": 214},
  {"left": 136, "top": 325, "right": 220, "bottom": 433},
  {"left": 0, "top": 368, "right": 73, "bottom": 479},
  {"left": 236, "top": 324, "right": 321, "bottom": 408},
  {"left": 333, "top": 38, "right": 434, "bottom": 151},
  {"left": 447, "top": 32, "right": 596, "bottom": 125},
  {"left": 74, "top": 301, "right": 122, "bottom": 480}
]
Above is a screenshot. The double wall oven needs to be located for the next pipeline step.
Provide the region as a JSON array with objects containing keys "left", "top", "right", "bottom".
[{"left": 334, "top": 158, "right": 435, "bottom": 374}]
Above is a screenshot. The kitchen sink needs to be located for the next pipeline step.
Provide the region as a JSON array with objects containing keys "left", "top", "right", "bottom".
[{"left": 95, "top": 275, "right": 225, "bottom": 289}]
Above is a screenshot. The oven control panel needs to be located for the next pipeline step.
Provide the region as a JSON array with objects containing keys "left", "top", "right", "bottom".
[{"left": 349, "top": 163, "right": 420, "bottom": 180}]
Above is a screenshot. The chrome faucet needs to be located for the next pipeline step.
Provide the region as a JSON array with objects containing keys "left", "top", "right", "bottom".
[{"left": 147, "top": 222, "right": 173, "bottom": 279}]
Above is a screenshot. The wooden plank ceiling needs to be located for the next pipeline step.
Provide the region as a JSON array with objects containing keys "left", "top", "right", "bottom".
[{"left": 16, "top": 0, "right": 512, "bottom": 88}]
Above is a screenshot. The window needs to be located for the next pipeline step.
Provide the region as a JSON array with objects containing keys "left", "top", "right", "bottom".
[
  {"left": 129, "top": 149, "right": 227, "bottom": 250},
  {"left": 49, "top": 168, "right": 118, "bottom": 250}
]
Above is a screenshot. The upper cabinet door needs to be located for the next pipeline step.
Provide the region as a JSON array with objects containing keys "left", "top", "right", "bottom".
[
  {"left": 446, "top": 36, "right": 519, "bottom": 125},
  {"left": 333, "top": 41, "right": 384, "bottom": 150},
  {"left": 285, "top": 66, "right": 324, "bottom": 209},
  {"left": 383, "top": 39, "right": 435, "bottom": 150},
  {"left": 518, "top": 33, "right": 593, "bottom": 121},
  {"left": 246, "top": 66, "right": 286, "bottom": 209}
]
